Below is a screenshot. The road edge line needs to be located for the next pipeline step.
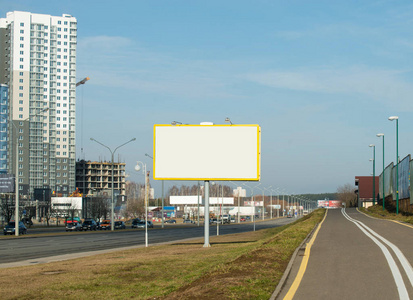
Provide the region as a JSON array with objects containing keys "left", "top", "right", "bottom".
[
  {"left": 356, "top": 208, "right": 413, "bottom": 229},
  {"left": 269, "top": 221, "right": 318, "bottom": 300},
  {"left": 281, "top": 209, "right": 328, "bottom": 300}
]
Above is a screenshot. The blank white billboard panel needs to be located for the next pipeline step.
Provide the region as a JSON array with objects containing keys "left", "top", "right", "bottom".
[
  {"left": 169, "top": 196, "right": 235, "bottom": 205},
  {"left": 154, "top": 125, "right": 261, "bottom": 181}
]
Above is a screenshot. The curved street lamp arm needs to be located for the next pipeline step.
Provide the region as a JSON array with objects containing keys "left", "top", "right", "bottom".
[
  {"left": 114, "top": 138, "right": 136, "bottom": 154},
  {"left": 90, "top": 138, "right": 112, "bottom": 155}
]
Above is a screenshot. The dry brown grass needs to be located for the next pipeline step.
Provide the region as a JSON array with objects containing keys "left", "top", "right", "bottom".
[
  {"left": 362, "top": 205, "right": 413, "bottom": 224},
  {"left": 0, "top": 210, "right": 324, "bottom": 300}
]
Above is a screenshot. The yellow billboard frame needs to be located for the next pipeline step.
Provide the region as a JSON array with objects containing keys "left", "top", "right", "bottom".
[{"left": 153, "top": 124, "right": 261, "bottom": 181}]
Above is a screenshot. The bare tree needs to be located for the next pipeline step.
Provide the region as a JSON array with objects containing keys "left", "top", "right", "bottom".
[
  {"left": 92, "top": 197, "right": 110, "bottom": 220},
  {"left": 337, "top": 183, "right": 357, "bottom": 207},
  {"left": 0, "top": 194, "right": 14, "bottom": 224},
  {"left": 124, "top": 181, "right": 145, "bottom": 219},
  {"left": 43, "top": 201, "right": 53, "bottom": 226}
]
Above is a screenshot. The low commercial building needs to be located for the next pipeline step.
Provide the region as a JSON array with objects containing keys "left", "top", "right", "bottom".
[{"left": 355, "top": 176, "right": 379, "bottom": 208}]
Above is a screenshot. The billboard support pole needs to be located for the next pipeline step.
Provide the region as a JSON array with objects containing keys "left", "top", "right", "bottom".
[{"left": 203, "top": 181, "right": 210, "bottom": 247}]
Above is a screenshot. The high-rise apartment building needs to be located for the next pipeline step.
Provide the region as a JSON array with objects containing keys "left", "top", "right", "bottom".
[
  {"left": 0, "top": 84, "right": 8, "bottom": 173},
  {"left": 0, "top": 11, "right": 77, "bottom": 198}
]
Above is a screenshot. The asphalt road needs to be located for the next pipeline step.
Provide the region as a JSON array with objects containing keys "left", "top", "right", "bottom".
[
  {"left": 1, "top": 217, "right": 296, "bottom": 265},
  {"left": 278, "top": 208, "right": 413, "bottom": 300}
]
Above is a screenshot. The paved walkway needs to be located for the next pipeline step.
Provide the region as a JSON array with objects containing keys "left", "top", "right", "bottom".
[{"left": 276, "top": 208, "right": 413, "bottom": 299}]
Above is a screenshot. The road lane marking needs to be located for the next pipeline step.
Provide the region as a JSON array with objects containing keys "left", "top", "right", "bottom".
[
  {"left": 342, "top": 208, "right": 410, "bottom": 299},
  {"left": 349, "top": 219, "right": 413, "bottom": 288},
  {"left": 283, "top": 209, "right": 328, "bottom": 300},
  {"left": 351, "top": 210, "right": 413, "bottom": 287}
]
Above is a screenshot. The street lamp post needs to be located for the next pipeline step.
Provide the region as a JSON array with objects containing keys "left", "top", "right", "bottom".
[
  {"left": 273, "top": 188, "right": 280, "bottom": 218},
  {"left": 90, "top": 137, "right": 136, "bottom": 231},
  {"left": 377, "top": 133, "right": 385, "bottom": 211},
  {"left": 256, "top": 186, "right": 265, "bottom": 220},
  {"left": 264, "top": 186, "right": 272, "bottom": 219},
  {"left": 369, "top": 144, "right": 376, "bottom": 206},
  {"left": 388, "top": 116, "right": 399, "bottom": 214},
  {"left": 145, "top": 153, "right": 165, "bottom": 228},
  {"left": 135, "top": 161, "right": 149, "bottom": 247}
]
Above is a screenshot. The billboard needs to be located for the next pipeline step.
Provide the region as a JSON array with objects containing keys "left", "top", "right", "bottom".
[
  {"left": 0, "top": 174, "right": 14, "bottom": 193},
  {"left": 244, "top": 201, "right": 264, "bottom": 206},
  {"left": 169, "top": 196, "right": 234, "bottom": 205},
  {"left": 153, "top": 124, "right": 261, "bottom": 181},
  {"left": 318, "top": 200, "right": 342, "bottom": 208}
]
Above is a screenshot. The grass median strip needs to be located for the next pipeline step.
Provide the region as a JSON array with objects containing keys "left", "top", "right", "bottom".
[
  {"left": 0, "top": 210, "right": 324, "bottom": 300},
  {"left": 360, "top": 206, "right": 413, "bottom": 224}
]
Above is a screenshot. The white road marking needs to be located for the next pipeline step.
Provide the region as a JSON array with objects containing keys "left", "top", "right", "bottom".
[{"left": 342, "top": 208, "right": 409, "bottom": 300}]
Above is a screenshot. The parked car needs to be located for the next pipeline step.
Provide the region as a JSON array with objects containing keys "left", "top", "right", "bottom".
[
  {"left": 165, "top": 219, "right": 176, "bottom": 224},
  {"left": 99, "top": 220, "right": 111, "bottom": 230},
  {"left": 114, "top": 221, "right": 126, "bottom": 229},
  {"left": 136, "top": 221, "right": 154, "bottom": 228},
  {"left": 131, "top": 218, "right": 141, "bottom": 229},
  {"left": 81, "top": 219, "right": 97, "bottom": 231},
  {"left": 183, "top": 219, "right": 193, "bottom": 224},
  {"left": 3, "top": 221, "right": 27, "bottom": 235},
  {"left": 65, "top": 217, "right": 82, "bottom": 224},
  {"left": 240, "top": 217, "right": 246, "bottom": 222},
  {"left": 66, "top": 222, "right": 82, "bottom": 232},
  {"left": 136, "top": 221, "right": 146, "bottom": 229}
]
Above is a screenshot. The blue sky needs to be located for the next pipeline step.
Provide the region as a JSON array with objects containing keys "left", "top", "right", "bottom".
[{"left": 2, "top": 0, "right": 413, "bottom": 196}]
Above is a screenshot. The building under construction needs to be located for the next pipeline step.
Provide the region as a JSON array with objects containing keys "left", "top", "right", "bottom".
[{"left": 75, "top": 159, "right": 126, "bottom": 198}]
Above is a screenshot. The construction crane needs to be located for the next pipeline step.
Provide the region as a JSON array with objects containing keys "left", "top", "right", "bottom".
[{"left": 76, "top": 77, "right": 90, "bottom": 87}]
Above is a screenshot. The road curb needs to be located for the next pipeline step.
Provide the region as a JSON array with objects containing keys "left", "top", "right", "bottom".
[{"left": 269, "top": 221, "right": 320, "bottom": 300}]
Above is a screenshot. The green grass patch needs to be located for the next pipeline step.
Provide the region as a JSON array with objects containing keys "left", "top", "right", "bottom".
[{"left": 361, "top": 205, "right": 413, "bottom": 224}]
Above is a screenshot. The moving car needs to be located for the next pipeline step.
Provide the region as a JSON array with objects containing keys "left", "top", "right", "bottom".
[
  {"left": 81, "top": 219, "right": 97, "bottom": 231},
  {"left": 131, "top": 218, "right": 141, "bottom": 229},
  {"left": 3, "top": 221, "right": 27, "bottom": 235},
  {"left": 99, "top": 220, "right": 111, "bottom": 230},
  {"left": 114, "top": 221, "right": 126, "bottom": 229},
  {"left": 66, "top": 222, "right": 82, "bottom": 231},
  {"left": 136, "top": 221, "right": 154, "bottom": 228}
]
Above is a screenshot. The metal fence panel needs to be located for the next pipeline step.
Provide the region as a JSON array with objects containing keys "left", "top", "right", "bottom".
[
  {"left": 384, "top": 163, "right": 393, "bottom": 198},
  {"left": 392, "top": 165, "right": 397, "bottom": 200},
  {"left": 399, "top": 155, "right": 410, "bottom": 200}
]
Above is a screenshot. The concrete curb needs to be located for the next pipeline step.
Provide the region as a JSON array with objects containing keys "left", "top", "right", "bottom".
[{"left": 269, "top": 222, "right": 319, "bottom": 300}]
